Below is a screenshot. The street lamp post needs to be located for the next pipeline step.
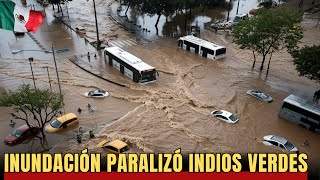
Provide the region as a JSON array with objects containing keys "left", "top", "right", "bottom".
[
  {"left": 91, "top": 0, "right": 101, "bottom": 50},
  {"left": 236, "top": 0, "right": 240, "bottom": 15},
  {"left": 227, "top": 0, "right": 232, "bottom": 21},
  {"left": 12, "top": 48, "right": 64, "bottom": 96},
  {"left": 46, "top": 67, "right": 52, "bottom": 92},
  {"left": 28, "top": 57, "right": 37, "bottom": 89},
  {"left": 52, "top": 45, "right": 62, "bottom": 95}
]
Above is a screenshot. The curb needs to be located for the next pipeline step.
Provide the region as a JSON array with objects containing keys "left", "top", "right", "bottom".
[{"left": 69, "top": 56, "right": 126, "bottom": 87}]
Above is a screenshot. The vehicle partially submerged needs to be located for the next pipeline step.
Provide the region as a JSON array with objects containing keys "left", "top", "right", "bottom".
[
  {"left": 98, "top": 139, "right": 129, "bottom": 154},
  {"left": 247, "top": 90, "right": 273, "bottom": 103},
  {"left": 4, "top": 124, "right": 39, "bottom": 145},
  {"left": 211, "top": 110, "right": 239, "bottom": 123},
  {"left": 232, "top": 13, "right": 249, "bottom": 25},
  {"left": 210, "top": 20, "right": 234, "bottom": 30},
  {"left": 84, "top": 90, "right": 109, "bottom": 98},
  {"left": 75, "top": 26, "right": 86, "bottom": 36},
  {"left": 210, "top": 13, "right": 249, "bottom": 30},
  {"left": 263, "top": 135, "right": 298, "bottom": 152}
]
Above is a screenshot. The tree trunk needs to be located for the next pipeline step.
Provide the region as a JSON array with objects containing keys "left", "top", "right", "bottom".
[
  {"left": 252, "top": 50, "right": 256, "bottom": 69},
  {"left": 155, "top": 13, "right": 161, "bottom": 28},
  {"left": 260, "top": 54, "right": 267, "bottom": 71},
  {"left": 156, "top": 26, "right": 159, "bottom": 35},
  {"left": 52, "top": 4, "right": 54, "bottom": 11},
  {"left": 40, "top": 128, "right": 46, "bottom": 139},
  {"left": 125, "top": 2, "right": 130, "bottom": 15},
  {"left": 184, "top": 14, "right": 187, "bottom": 34},
  {"left": 266, "top": 53, "right": 273, "bottom": 78},
  {"left": 60, "top": 5, "right": 63, "bottom": 16},
  {"left": 189, "top": 6, "right": 192, "bottom": 19}
]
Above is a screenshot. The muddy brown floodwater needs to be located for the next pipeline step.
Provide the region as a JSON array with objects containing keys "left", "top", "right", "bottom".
[{"left": 0, "top": 0, "right": 319, "bottom": 177}]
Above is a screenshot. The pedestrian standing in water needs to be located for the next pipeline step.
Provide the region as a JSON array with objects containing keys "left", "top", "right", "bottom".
[
  {"left": 316, "top": 90, "right": 320, "bottom": 103},
  {"left": 77, "top": 107, "right": 82, "bottom": 114},
  {"left": 313, "top": 91, "right": 317, "bottom": 102},
  {"left": 299, "top": 0, "right": 304, "bottom": 7}
]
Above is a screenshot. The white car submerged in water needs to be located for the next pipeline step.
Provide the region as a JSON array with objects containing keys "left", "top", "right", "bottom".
[
  {"left": 84, "top": 90, "right": 109, "bottom": 98},
  {"left": 211, "top": 110, "right": 238, "bottom": 123},
  {"left": 247, "top": 90, "right": 273, "bottom": 103}
]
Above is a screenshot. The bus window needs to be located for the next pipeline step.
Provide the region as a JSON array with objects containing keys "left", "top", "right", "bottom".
[{"left": 178, "top": 35, "right": 226, "bottom": 60}]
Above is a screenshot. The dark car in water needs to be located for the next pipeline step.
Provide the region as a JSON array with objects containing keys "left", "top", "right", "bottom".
[{"left": 4, "top": 124, "right": 40, "bottom": 145}]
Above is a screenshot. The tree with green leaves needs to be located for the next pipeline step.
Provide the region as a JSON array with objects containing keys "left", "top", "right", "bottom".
[
  {"left": 291, "top": 45, "right": 320, "bottom": 83},
  {"left": 233, "top": 9, "right": 303, "bottom": 73},
  {"left": 139, "top": 0, "right": 177, "bottom": 28},
  {"left": 0, "top": 84, "right": 64, "bottom": 139}
]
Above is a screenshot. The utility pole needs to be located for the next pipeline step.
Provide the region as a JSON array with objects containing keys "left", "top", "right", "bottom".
[
  {"left": 28, "top": 57, "right": 37, "bottom": 89},
  {"left": 227, "top": 0, "right": 232, "bottom": 21},
  {"left": 92, "top": 0, "right": 101, "bottom": 50},
  {"left": 46, "top": 67, "right": 52, "bottom": 92},
  {"left": 52, "top": 45, "right": 62, "bottom": 95},
  {"left": 236, "top": 0, "right": 240, "bottom": 15},
  {"left": 66, "top": 0, "right": 70, "bottom": 21}
]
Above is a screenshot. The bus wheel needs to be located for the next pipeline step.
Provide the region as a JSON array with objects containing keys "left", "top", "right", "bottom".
[{"left": 298, "top": 124, "right": 306, "bottom": 129}]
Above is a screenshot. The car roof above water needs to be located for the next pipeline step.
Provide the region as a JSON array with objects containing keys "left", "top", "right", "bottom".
[
  {"left": 92, "top": 90, "right": 106, "bottom": 94},
  {"left": 270, "top": 135, "right": 287, "bottom": 144},
  {"left": 215, "top": 110, "right": 232, "bottom": 117}
]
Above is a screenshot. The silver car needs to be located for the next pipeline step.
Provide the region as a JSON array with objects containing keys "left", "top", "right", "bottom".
[
  {"left": 247, "top": 90, "right": 273, "bottom": 103},
  {"left": 84, "top": 90, "right": 109, "bottom": 98},
  {"left": 263, "top": 135, "right": 298, "bottom": 152}
]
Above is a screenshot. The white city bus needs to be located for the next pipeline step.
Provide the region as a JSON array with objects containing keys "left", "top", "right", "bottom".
[
  {"left": 279, "top": 94, "right": 320, "bottom": 132},
  {"left": 178, "top": 35, "right": 226, "bottom": 60},
  {"left": 104, "top": 47, "right": 157, "bottom": 84}
]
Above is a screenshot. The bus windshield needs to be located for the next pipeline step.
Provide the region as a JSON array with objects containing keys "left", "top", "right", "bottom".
[
  {"left": 216, "top": 48, "right": 226, "bottom": 56},
  {"left": 140, "top": 70, "right": 156, "bottom": 83}
]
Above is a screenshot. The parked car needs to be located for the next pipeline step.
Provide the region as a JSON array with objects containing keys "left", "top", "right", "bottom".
[
  {"left": 45, "top": 113, "right": 78, "bottom": 133},
  {"left": 211, "top": 110, "right": 239, "bottom": 123},
  {"left": 84, "top": 90, "right": 109, "bottom": 98},
  {"left": 263, "top": 135, "right": 298, "bottom": 152},
  {"left": 4, "top": 124, "right": 39, "bottom": 145},
  {"left": 98, "top": 139, "right": 129, "bottom": 154},
  {"left": 212, "top": 20, "right": 234, "bottom": 29},
  {"left": 247, "top": 90, "right": 273, "bottom": 103}
]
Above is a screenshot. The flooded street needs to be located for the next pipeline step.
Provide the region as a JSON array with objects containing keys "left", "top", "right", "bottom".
[{"left": 0, "top": 0, "right": 319, "bottom": 177}]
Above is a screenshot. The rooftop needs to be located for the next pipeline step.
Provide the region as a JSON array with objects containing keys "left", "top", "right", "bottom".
[{"left": 284, "top": 94, "right": 320, "bottom": 116}]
